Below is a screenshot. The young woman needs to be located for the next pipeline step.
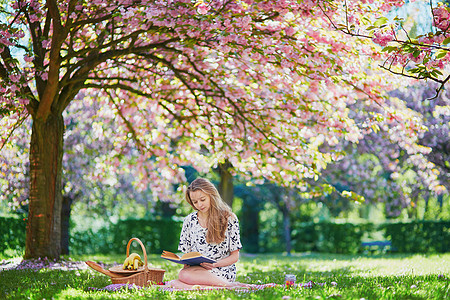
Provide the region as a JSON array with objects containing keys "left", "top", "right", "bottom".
[{"left": 167, "top": 178, "right": 246, "bottom": 289}]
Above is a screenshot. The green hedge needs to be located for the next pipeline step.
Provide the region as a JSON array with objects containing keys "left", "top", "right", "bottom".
[
  {"left": 0, "top": 217, "right": 448, "bottom": 256},
  {"left": 0, "top": 216, "right": 26, "bottom": 254},
  {"left": 0, "top": 216, "right": 183, "bottom": 256},
  {"left": 381, "top": 221, "right": 450, "bottom": 253},
  {"left": 70, "top": 217, "right": 183, "bottom": 255},
  {"left": 291, "top": 222, "right": 373, "bottom": 254},
  {"left": 291, "top": 221, "right": 449, "bottom": 254},
  {"left": 112, "top": 217, "right": 183, "bottom": 254}
]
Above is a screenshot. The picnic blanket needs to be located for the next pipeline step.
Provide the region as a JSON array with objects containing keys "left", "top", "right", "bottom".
[{"left": 91, "top": 281, "right": 326, "bottom": 292}]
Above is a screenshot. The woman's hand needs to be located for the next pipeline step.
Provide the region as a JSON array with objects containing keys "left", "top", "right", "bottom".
[
  {"left": 200, "top": 250, "right": 240, "bottom": 270},
  {"left": 200, "top": 262, "right": 216, "bottom": 270}
]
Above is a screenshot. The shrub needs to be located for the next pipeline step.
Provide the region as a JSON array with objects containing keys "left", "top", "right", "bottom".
[
  {"left": 70, "top": 224, "right": 116, "bottom": 255},
  {"left": 112, "top": 217, "right": 183, "bottom": 254},
  {"left": 316, "top": 222, "right": 365, "bottom": 254},
  {"left": 291, "top": 222, "right": 319, "bottom": 252},
  {"left": 292, "top": 222, "right": 367, "bottom": 254},
  {"left": 381, "top": 221, "right": 450, "bottom": 253},
  {"left": 70, "top": 217, "right": 183, "bottom": 255},
  {"left": 1, "top": 216, "right": 448, "bottom": 256},
  {"left": 0, "top": 216, "right": 26, "bottom": 256}
]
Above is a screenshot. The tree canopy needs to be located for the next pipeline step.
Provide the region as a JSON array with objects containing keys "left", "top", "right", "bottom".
[{"left": 0, "top": 0, "right": 444, "bottom": 258}]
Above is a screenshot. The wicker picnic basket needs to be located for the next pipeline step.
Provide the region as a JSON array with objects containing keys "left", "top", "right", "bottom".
[{"left": 110, "top": 237, "right": 165, "bottom": 286}]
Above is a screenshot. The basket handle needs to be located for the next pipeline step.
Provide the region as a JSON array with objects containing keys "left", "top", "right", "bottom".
[{"left": 126, "top": 237, "right": 148, "bottom": 270}]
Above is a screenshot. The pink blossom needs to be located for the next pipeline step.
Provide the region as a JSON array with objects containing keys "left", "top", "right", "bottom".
[
  {"left": 15, "top": 30, "right": 25, "bottom": 39},
  {"left": 281, "top": 44, "right": 293, "bottom": 54},
  {"left": 42, "top": 39, "right": 51, "bottom": 49},
  {"left": 24, "top": 55, "right": 33, "bottom": 63},
  {"left": 285, "top": 26, "right": 296, "bottom": 36},
  {"left": 197, "top": 3, "right": 209, "bottom": 15},
  {"left": 9, "top": 74, "right": 21, "bottom": 83},
  {"left": 18, "top": 97, "right": 30, "bottom": 105},
  {"left": 29, "top": 14, "right": 39, "bottom": 23},
  {"left": 1, "top": 30, "right": 11, "bottom": 39},
  {"left": 40, "top": 71, "right": 48, "bottom": 80},
  {"left": 10, "top": 84, "right": 19, "bottom": 92},
  {"left": 372, "top": 30, "right": 394, "bottom": 47},
  {"left": 433, "top": 6, "right": 450, "bottom": 31}
]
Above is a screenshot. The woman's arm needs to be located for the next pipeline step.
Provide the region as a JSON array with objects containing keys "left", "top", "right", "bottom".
[{"left": 200, "top": 249, "right": 239, "bottom": 270}]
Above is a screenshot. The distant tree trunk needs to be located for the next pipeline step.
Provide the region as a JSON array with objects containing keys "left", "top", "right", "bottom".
[
  {"left": 282, "top": 207, "right": 292, "bottom": 255},
  {"left": 359, "top": 204, "right": 371, "bottom": 219},
  {"left": 158, "top": 200, "right": 177, "bottom": 218},
  {"left": 218, "top": 161, "right": 234, "bottom": 207},
  {"left": 422, "top": 193, "right": 430, "bottom": 220},
  {"left": 25, "top": 113, "right": 64, "bottom": 259},
  {"left": 273, "top": 188, "right": 292, "bottom": 255},
  {"left": 241, "top": 193, "right": 260, "bottom": 253},
  {"left": 61, "top": 195, "right": 73, "bottom": 255},
  {"left": 438, "top": 194, "right": 443, "bottom": 210}
]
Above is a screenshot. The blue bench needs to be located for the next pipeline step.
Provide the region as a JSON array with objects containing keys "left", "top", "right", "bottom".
[{"left": 361, "top": 241, "right": 395, "bottom": 253}]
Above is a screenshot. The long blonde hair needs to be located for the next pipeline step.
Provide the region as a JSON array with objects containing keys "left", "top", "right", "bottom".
[{"left": 185, "top": 178, "right": 232, "bottom": 244}]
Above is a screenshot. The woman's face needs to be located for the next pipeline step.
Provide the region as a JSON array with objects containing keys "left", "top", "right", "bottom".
[{"left": 189, "top": 189, "right": 211, "bottom": 214}]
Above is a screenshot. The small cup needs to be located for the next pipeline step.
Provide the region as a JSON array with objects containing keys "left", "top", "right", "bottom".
[{"left": 285, "top": 274, "right": 296, "bottom": 288}]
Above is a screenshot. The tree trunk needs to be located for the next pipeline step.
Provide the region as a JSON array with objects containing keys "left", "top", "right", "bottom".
[
  {"left": 423, "top": 193, "right": 429, "bottom": 220},
  {"left": 61, "top": 195, "right": 73, "bottom": 255},
  {"left": 241, "top": 193, "right": 260, "bottom": 253},
  {"left": 218, "top": 161, "right": 234, "bottom": 207},
  {"left": 25, "top": 113, "right": 64, "bottom": 259},
  {"left": 282, "top": 208, "right": 292, "bottom": 255}
]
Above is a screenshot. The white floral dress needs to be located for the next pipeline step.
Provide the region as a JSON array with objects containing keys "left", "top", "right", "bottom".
[{"left": 178, "top": 211, "right": 242, "bottom": 282}]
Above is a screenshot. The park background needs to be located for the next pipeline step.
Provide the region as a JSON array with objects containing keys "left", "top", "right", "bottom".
[
  {"left": 0, "top": 0, "right": 449, "bottom": 298},
  {"left": 0, "top": 0, "right": 449, "bottom": 264}
]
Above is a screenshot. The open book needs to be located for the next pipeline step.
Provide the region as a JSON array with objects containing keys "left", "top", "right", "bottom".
[{"left": 161, "top": 250, "right": 216, "bottom": 266}]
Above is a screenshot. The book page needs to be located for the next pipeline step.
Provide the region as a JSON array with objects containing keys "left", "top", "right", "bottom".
[
  {"left": 181, "top": 251, "right": 202, "bottom": 259},
  {"left": 161, "top": 251, "right": 181, "bottom": 260}
]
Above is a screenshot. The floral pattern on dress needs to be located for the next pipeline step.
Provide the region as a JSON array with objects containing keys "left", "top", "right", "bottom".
[{"left": 178, "top": 211, "right": 242, "bottom": 282}]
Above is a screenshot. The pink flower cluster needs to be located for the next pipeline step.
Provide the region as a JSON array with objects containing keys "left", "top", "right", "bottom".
[
  {"left": 195, "top": 0, "right": 210, "bottom": 15},
  {"left": 4, "top": 257, "right": 87, "bottom": 271},
  {"left": 379, "top": 0, "right": 405, "bottom": 12},
  {"left": 0, "top": 30, "right": 15, "bottom": 47},
  {"left": 433, "top": 5, "right": 450, "bottom": 32},
  {"left": 372, "top": 29, "right": 395, "bottom": 47},
  {"left": 90, "top": 284, "right": 143, "bottom": 291}
]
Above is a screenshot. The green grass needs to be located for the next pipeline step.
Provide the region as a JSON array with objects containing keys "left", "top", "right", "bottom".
[{"left": 1, "top": 253, "right": 449, "bottom": 299}]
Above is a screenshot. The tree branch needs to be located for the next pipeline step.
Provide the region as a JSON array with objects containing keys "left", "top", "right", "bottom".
[{"left": 0, "top": 112, "right": 30, "bottom": 152}]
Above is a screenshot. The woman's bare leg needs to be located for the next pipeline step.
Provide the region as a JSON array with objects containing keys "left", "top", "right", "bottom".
[
  {"left": 166, "top": 279, "right": 233, "bottom": 290},
  {"left": 167, "top": 266, "right": 252, "bottom": 290},
  {"left": 178, "top": 266, "right": 233, "bottom": 287}
]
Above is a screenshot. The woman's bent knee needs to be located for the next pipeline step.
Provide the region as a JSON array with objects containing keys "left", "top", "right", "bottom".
[{"left": 179, "top": 266, "right": 205, "bottom": 284}]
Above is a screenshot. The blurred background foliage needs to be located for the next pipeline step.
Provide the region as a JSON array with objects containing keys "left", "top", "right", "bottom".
[
  {"left": 1, "top": 182, "right": 448, "bottom": 257},
  {"left": 0, "top": 0, "right": 449, "bottom": 261}
]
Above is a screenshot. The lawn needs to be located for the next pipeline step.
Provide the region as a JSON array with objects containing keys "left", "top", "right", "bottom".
[{"left": 1, "top": 253, "right": 449, "bottom": 299}]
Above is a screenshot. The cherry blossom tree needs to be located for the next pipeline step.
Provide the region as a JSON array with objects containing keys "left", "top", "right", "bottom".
[
  {"left": 319, "top": 81, "right": 448, "bottom": 218},
  {"left": 324, "top": 0, "right": 450, "bottom": 97},
  {"left": 0, "top": 0, "right": 423, "bottom": 259}
]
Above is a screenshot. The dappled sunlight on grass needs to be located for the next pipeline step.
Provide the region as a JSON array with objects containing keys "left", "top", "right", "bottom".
[{"left": 0, "top": 253, "right": 448, "bottom": 299}]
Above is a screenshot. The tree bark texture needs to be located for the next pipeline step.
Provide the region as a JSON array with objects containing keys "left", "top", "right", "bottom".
[
  {"left": 61, "top": 195, "right": 73, "bottom": 255},
  {"left": 218, "top": 161, "right": 234, "bottom": 207},
  {"left": 25, "top": 113, "right": 64, "bottom": 259}
]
